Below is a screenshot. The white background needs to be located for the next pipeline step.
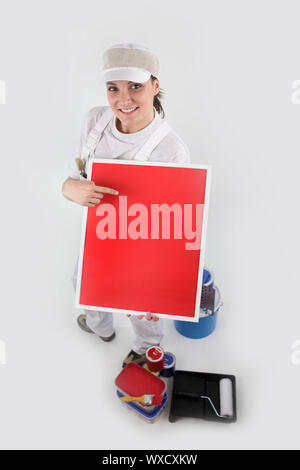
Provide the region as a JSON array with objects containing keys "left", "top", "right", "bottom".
[{"left": 0, "top": 0, "right": 299, "bottom": 450}]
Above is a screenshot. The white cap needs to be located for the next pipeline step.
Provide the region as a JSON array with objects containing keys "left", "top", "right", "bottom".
[{"left": 101, "top": 43, "right": 160, "bottom": 83}]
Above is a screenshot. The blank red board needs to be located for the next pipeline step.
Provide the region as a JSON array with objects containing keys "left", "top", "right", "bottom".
[{"left": 75, "top": 159, "right": 211, "bottom": 322}]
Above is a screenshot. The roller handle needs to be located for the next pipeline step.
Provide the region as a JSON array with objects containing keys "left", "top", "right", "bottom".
[{"left": 176, "top": 391, "right": 201, "bottom": 399}]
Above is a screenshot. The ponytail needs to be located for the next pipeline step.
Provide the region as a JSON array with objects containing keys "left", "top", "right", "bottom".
[{"left": 151, "top": 75, "right": 165, "bottom": 119}]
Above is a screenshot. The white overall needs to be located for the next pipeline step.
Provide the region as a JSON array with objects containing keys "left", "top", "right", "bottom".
[{"left": 72, "top": 107, "right": 172, "bottom": 354}]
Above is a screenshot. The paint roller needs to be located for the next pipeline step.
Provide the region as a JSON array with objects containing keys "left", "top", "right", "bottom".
[
  {"left": 201, "top": 378, "right": 233, "bottom": 418},
  {"left": 177, "top": 377, "right": 234, "bottom": 419}
]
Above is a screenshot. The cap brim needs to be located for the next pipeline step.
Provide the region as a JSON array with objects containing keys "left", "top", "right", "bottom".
[{"left": 101, "top": 67, "right": 151, "bottom": 83}]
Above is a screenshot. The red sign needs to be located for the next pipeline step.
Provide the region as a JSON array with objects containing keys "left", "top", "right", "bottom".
[{"left": 75, "top": 159, "right": 211, "bottom": 322}]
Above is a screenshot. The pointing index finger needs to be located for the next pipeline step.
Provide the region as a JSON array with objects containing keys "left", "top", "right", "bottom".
[{"left": 94, "top": 186, "right": 119, "bottom": 195}]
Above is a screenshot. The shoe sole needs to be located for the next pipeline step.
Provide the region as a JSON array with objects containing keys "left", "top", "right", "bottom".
[
  {"left": 77, "top": 315, "right": 94, "bottom": 333},
  {"left": 100, "top": 331, "right": 116, "bottom": 342},
  {"left": 77, "top": 316, "right": 116, "bottom": 342}
]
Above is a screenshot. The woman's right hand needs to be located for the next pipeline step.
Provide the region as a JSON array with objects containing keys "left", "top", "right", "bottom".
[{"left": 62, "top": 177, "right": 119, "bottom": 207}]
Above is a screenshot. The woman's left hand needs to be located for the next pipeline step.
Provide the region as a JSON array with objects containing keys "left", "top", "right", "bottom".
[{"left": 127, "top": 312, "right": 159, "bottom": 322}]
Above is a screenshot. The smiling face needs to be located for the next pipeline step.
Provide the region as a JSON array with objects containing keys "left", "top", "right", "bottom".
[{"left": 106, "top": 78, "right": 160, "bottom": 133}]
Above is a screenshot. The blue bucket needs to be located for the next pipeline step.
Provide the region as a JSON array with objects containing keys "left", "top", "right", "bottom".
[{"left": 174, "top": 285, "right": 222, "bottom": 339}]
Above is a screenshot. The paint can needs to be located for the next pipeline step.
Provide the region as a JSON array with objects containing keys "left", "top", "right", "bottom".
[
  {"left": 159, "top": 352, "right": 176, "bottom": 378},
  {"left": 146, "top": 346, "right": 165, "bottom": 373}
]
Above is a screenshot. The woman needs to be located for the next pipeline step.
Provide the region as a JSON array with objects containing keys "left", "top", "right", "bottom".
[{"left": 62, "top": 43, "right": 190, "bottom": 368}]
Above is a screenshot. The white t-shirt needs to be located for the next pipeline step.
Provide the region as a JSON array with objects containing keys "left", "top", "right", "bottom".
[{"left": 68, "top": 105, "right": 191, "bottom": 180}]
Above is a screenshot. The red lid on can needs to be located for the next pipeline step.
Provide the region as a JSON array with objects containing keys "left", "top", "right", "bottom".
[{"left": 146, "top": 346, "right": 164, "bottom": 362}]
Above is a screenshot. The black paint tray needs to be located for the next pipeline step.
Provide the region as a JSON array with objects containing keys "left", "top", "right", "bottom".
[{"left": 169, "top": 370, "right": 237, "bottom": 423}]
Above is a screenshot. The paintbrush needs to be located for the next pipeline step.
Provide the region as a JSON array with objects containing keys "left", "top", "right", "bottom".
[
  {"left": 75, "top": 157, "right": 87, "bottom": 178},
  {"left": 120, "top": 394, "right": 163, "bottom": 406}
]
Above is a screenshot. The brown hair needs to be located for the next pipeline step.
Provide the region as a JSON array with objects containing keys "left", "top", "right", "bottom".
[{"left": 151, "top": 75, "right": 165, "bottom": 119}]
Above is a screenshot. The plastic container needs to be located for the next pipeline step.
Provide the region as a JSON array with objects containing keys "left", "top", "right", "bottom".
[
  {"left": 115, "top": 363, "right": 166, "bottom": 414},
  {"left": 117, "top": 390, "right": 168, "bottom": 423},
  {"left": 174, "top": 285, "right": 222, "bottom": 339}
]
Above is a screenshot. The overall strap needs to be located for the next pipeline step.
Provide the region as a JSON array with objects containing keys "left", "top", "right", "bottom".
[
  {"left": 133, "top": 121, "right": 172, "bottom": 161},
  {"left": 81, "top": 107, "right": 114, "bottom": 161}
]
